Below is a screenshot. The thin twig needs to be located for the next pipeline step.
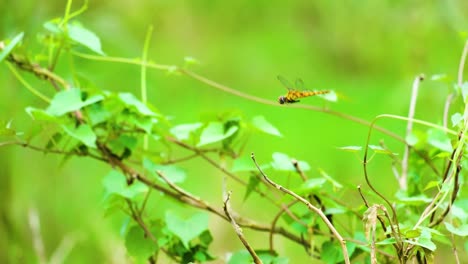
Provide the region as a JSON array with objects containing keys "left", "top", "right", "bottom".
[
  {"left": 251, "top": 153, "right": 350, "bottom": 264},
  {"left": 72, "top": 51, "right": 404, "bottom": 142},
  {"left": 401, "top": 75, "right": 424, "bottom": 191},
  {"left": 167, "top": 137, "right": 281, "bottom": 206},
  {"left": 270, "top": 200, "right": 303, "bottom": 253},
  {"left": 28, "top": 208, "right": 47, "bottom": 264},
  {"left": 153, "top": 170, "right": 310, "bottom": 248},
  {"left": 223, "top": 192, "right": 262, "bottom": 264}
]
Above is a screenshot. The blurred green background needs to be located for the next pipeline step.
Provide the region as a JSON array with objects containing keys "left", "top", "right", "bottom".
[{"left": 1, "top": 0, "right": 467, "bottom": 263}]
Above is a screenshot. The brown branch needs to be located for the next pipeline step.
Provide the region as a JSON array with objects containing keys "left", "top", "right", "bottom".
[
  {"left": 152, "top": 170, "right": 310, "bottom": 248},
  {"left": 223, "top": 192, "right": 262, "bottom": 264},
  {"left": 401, "top": 74, "right": 424, "bottom": 190},
  {"left": 167, "top": 137, "right": 281, "bottom": 207},
  {"left": 251, "top": 153, "right": 350, "bottom": 264}
]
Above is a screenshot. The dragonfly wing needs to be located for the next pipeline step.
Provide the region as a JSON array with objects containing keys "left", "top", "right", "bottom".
[
  {"left": 295, "top": 79, "right": 305, "bottom": 90},
  {"left": 277, "top": 75, "right": 294, "bottom": 90}
]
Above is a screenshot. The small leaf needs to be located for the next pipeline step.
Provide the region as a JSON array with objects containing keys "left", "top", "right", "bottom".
[
  {"left": 102, "top": 170, "right": 148, "bottom": 199},
  {"left": 46, "top": 89, "right": 104, "bottom": 116},
  {"left": 396, "top": 193, "right": 432, "bottom": 205},
  {"left": 337, "top": 146, "right": 362, "bottom": 152},
  {"left": 232, "top": 155, "right": 270, "bottom": 172},
  {"left": 228, "top": 250, "right": 252, "bottom": 264},
  {"left": 26, "top": 107, "right": 59, "bottom": 122},
  {"left": 61, "top": 123, "right": 97, "bottom": 148},
  {"left": 427, "top": 129, "right": 453, "bottom": 152},
  {"left": 125, "top": 226, "right": 158, "bottom": 261},
  {"left": 170, "top": 123, "right": 203, "bottom": 141},
  {"left": 251, "top": 116, "right": 282, "bottom": 137},
  {"left": 444, "top": 222, "right": 468, "bottom": 236},
  {"left": 143, "top": 158, "right": 186, "bottom": 183},
  {"left": 118, "top": 93, "right": 158, "bottom": 117},
  {"left": 165, "top": 212, "right": 209, "bottom": 249},
  {"left": 321, "top": 241, "right": 355, "bottom": 264},
  {"left": 244, "top": 174, "right": 261, "bottom": 201},
  {"left": 405, "top": 132, "right": 419, "bottom": 146},
  {"left": 294, "top": 178, "right": 326, "bottom": 195},
  {"left": 451, "top": 113, "right": 463, "bottom": 127},
  {"left": 67, "top": 22, "right": 105, "bottom": 55},
  {"left": 423, "top": 181, "right": 440, "bottom": 191},
  {"left": 461, "top": 82, "right": 468, "bottom": 102},
  {"left": 0, "top": 32, "right": 24, "bottom": 62},
  {"left": 405, "top": 229, "right": 421, "bottom": 239},
  {"left": 430, "top": 74, "right": 448, "bottom": 81},
  {"left": 107, "top": 135, "right": 138, "bottom": 157},
  {"left": 369, "top": 145, "right": 396, "bottom": 155},
  {"left": 271, "top": 152, "right": 310, "bottom": 172},
  {"left": 318, "top": 168, "right": 343, "bottom": 189},
  {"left": 197, "top": 122, "right": 238, "bottom": 147}
]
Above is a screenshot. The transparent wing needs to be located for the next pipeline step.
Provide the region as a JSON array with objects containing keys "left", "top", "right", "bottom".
[
  {"left": 277, "top": 75, "right": 294, "bottom": 90},
  {"left": 295, "top": 79, "right": 305, "bottom": 90}
]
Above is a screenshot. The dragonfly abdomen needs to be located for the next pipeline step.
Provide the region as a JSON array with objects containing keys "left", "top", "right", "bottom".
[{"left": 301, "top": 90, "right": 330, "bottom": 97}]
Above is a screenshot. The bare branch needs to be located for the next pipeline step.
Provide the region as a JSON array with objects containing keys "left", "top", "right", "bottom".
[
  {"left": 401, "top": 74, "right": 424, "bottom": 190},
  {"left": 223, "top": 192, "right": 262, "bottom": 264},
  {"left": 251, "top": 153, "right": 350, "bottom": 264}
]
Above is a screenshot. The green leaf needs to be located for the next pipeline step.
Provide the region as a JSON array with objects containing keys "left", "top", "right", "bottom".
[
  {"left": 337, "top": 146, "right": 362, "bottom": 152},
  {"left": 86, "top": 103, "right": 111, "bottom": 125},
  {"left": 231, "top": 155, "right": 270, "bottom": 172},
  {"left": 0, "top": 32, "right": 24, "bottom": 62},
  {"left": 67, "top": 22, "right": 105, "bottom": 55},
  {"left": 405, "top": 229, "right": 421, "bottom": 239},
  {"left": 118, "top": 93, "right": 158, "bottom": 117},
  {"left": 461, "top": 82, "right": 468, "bottom": 102},
  {"left": 294, "top": 178, "right": 326, "bottom": 195},
  {"left": 244, "top": 174, "right": 261, "bottom": 201},
  {"left": 125, "top": 226, "right": 158, "bottom": 261},
  {"left": 107, "top": 135, "right": 138, "bottom": 158},
  {"left": 46, "top": 89, "right": 104, "bottom": 116},
  {"left": 451, "top": 113, "right": 463, "bottom": 127},
  {"left": 427, "top": 129, "right": 453, "bottom": 152},
  {"left": 61, "top": 123, "right": 97, "bottom": 148},
  {"left": 271, "top": 152, "right": 310, "bottom": 171},
  {"left": 251, "top": 115, "right": 282, "bottom": 137},
  {"left": 102, "top": 170, "right": 148, "bottom": 199},
  {"left": 318, "top": 168, "right": 343, "bottom": 189},
  {"left": 143, "top": 158, "right": 186, "bottom": 183},
  {"left": 444, "top": 222, "right": 468, "bottom": 236},
  {"left": 170, "top": 123, "right": 203, "bottom": 141},
  {"left": 423, "top": 180, "right": 440, "bottom": 191},
  {"left": 406, "top": 132, "right": 419, "bottom": 146},
  {"left": 228, "top": 250, "right": 252, "bottom": 264},
  {"left": 405, "top": 229, "right": 437, "bottom": 251},
  {"left": 257, "top": 251, "right": 289, "bottom": 264},
  {"left": 369, "top": 144, "right": 397, "bottom": 155},
  {"left": 321, "top": 241, "right": 355, "bottom": 264},
  {"left": 25, "top": 107, "right": 59, "bottom": 122},
  {"left": 0, "top": 120, "right": 16, "bottom": 137},
  {"left": 165, "top": 212, "right": 209, "bottom": 249},
  {"left": 197, "top": 122, "right": 238, "bottom": 147},
  {"left": 430, "top": 74, "right": 448, "bottom": 81},
  {"left": 395, "top": 193, "right": 432, "bottom": 205}
]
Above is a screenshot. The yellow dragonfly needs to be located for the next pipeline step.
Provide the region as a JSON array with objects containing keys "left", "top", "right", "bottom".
[{"left": 277, "top": 75, "right": 330, "bottom": 104}]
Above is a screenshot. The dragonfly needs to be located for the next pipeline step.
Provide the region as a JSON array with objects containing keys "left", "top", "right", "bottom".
[{"left": 277, "top": 75, "right": 330, "bottom": 104}]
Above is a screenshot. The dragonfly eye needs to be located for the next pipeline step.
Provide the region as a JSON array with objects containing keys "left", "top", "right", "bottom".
[{"left": 278, "top": 96, "right": 285, "bottom": 104}]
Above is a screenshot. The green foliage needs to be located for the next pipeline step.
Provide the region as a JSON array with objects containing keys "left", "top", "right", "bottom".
[{"left": 2, "top": 2, "right": 468, "bottom": 263}]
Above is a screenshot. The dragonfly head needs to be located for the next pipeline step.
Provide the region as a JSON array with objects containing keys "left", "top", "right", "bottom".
[{"left": 278, "top": 96, "right": 286, "bottom": 104}]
